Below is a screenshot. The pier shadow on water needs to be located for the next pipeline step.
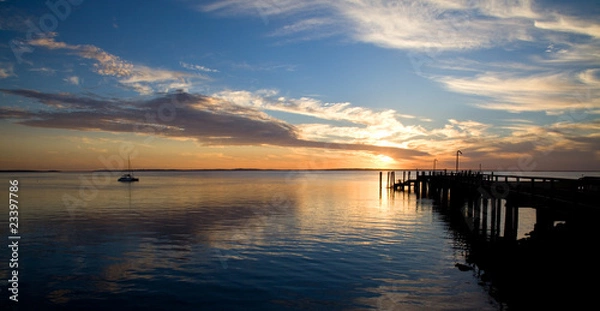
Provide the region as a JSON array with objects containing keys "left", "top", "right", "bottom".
[
  {"left": 417, "top": 171, "right": 600, "bottom": 310},
  {"left": 441, "top": 206, "right": 600, "bottom": 310}
]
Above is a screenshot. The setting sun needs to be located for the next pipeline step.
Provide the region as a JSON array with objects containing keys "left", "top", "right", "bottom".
[{"left": 375, "top": 154, "right": 396, "bottom": 166}]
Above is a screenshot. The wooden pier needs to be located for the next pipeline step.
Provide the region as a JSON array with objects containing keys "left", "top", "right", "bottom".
[
  {"left": 381, "top": 170, "right": 600, "bottom": 308},
  {"left": 382, "top": 170, "right": 600, "bottom": 241}
]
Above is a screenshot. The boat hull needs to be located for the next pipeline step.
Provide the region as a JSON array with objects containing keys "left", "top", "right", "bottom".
[
  {"left": 118, "top": 178, "right": 139, "bottom": 182},
  {"left": 118, "top": 173, "right": 139, "bottom": 182}
]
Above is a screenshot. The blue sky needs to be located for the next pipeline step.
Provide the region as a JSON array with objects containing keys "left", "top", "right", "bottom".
[{"left": 0, "top": 0, "right": 599, "bottom": 170}]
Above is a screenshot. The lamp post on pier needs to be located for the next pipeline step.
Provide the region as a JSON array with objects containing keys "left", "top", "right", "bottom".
[
  {"left": 455, "top": 150, "right": 462, "bottom": 173},
  {"left": 433, "top": 159, "right": 438, "bottom": 172}
]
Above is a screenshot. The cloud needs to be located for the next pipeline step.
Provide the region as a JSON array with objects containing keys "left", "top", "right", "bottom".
[
  {"left": 0, "top": 89, "right": 425, "bottom": 160},
  {"left": 27, "top": 34, "right": 200, "bottom": 94},
  {"left": 401, "top": 116, "right": 600, "bottom": 170},
  {"left": 0, "top": 63, "right": 15, "bottom": 78},
  {"left": 432, "top": 119, "right": 493, "bottom": 139},
  {"left": 213, "top": 89, "right": 422, "bottom": 126},
  {"left": 436, "top": 70, "right": 600, "bottom": 113},
  {"left": 199, "top": 0, "right": 325, "bottom": 18},
  {"left": 180, "top": 61, "right": 219, "bottom": 73},
  {"left": 212, "top": 89, "right": 429, "bottom": 148},
  {"left": 0, "top": 89, "right": 115, "bottom": 109},
  {"left": 268, "top": 17, "right": 333, "bottom": 37},
  {"left": 209, "top": 0, "right": 591, "bottom": 53},
  {"left": 494, "top": 119, "right": 600, "bottom": 159},
  {"left": 403, "top": 118, "right": 500, "bottom": 159},
  {"left": 200, "top": 0, "right": 538, "bottom": 51},
  {"left": 229, "top": 61, "right": 296, "bottom": 72},
  {"left": 333, "top": 0, "right": 536, "bottom": 51},
  {"left": 64, "top": 76, "right": 80, "bottom": 85},
  {"left": 28, "top": 67, "right": 56, "bottom": 74},
  {"left": 535, "top": 14, "right": 600, "bottom": 39},
  {"left": 267, "top": 16, "right": 341, "bottom": 43}
]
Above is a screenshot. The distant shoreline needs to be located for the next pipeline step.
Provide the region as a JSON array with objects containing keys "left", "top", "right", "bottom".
[
  {"left": 2, "top": 168, "right": 599, "bottom": 173},
  {"left": 0, "top": 168, "right": 384, "bottom": 173}
]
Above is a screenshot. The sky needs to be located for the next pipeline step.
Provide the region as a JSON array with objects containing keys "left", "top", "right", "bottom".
[{"left": 0, "top": 0, "right": 599, "bottom": 171}]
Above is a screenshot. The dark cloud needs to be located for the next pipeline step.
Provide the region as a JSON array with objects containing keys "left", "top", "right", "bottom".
[
  {"left": 0, "top": 89, "right": 426, "bottom": 159},
  {"left": 1, "top": 89, "right": 115, "bottom": 109}
]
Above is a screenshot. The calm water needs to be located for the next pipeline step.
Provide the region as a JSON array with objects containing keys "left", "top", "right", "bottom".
[{"left": 5, "top": 170, "right": 592, "bottom": 310}]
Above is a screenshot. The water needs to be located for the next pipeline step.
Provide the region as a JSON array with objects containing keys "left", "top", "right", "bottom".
[{"left": 6, "top": 170, "right": 588, "bottom": 310}]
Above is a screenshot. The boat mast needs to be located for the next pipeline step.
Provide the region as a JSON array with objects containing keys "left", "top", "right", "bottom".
[{"left": 128, "top": 156, "right": 132, "bottom": 175}]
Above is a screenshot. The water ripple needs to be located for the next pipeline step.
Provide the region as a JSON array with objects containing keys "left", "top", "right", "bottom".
[{"left": 1, "top": 171, "right": 501, "bottom": 310}]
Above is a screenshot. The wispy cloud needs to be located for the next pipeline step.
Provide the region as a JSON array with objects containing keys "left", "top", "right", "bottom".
[
  {"left": 229, "top": 61, "right": 296, "bottom": 72},
  {"left": 268, "top": 17, "right": 341, "bottom": 43},
  {"left": 199, "top": 0, "right": 326, "bottom": 19},
  {"left": 0, "top": 63, "right": 15, "bottom": 78},
  {"left": 334, "top": 0, "right": 537, "bottom": 51},
  {"left": 27, "top": 33, "right": 203, "bottom": 94},
  {"left": 212, "top": 89, "right": 429, "bottom": 148},
  {"left": 28, "top": 67, "right": 57, "bottom": 74},
  {"left": 268, "top": 17, "right": 333, "bottom": 37},
  {"left": 213, "top": 89, "right": 423, "bottom": 126},
  {"left": 200, "top": 0, "right": 538, "bottom": 51},
  {"left": 64, "top": 76, "right": 80, "bottom": 85},
  {"left": 534, "top": 14, "right": 600, "bottom": 39},
  {"left": 436, "top": 69, "right": 599, "bottom": 114},
  {"left": 180, "top": 61, "right": 219, "bottom": 73}
]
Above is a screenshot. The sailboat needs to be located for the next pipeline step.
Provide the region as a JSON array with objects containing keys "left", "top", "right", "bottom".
[{"left": 118, "top": 157, "right": 139, "bottom": 182}]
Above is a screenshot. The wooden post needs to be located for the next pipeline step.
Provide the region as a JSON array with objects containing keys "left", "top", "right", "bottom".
[
  {"left": 504, "top": 202, "right": 517, "bottom": 240},
  {"left": 387, "top": 172, "right": 390, "bottom": 188},
  {"left": 379, "top": 172, "right": 382, "bottom": 190},
  {"left": 415, "top": 172, "right": 421, "bottom": 197},
  {"left": 482, "top": 198, "right": 489, "bottom": 238},
  {"left": 496, "top": 199, "right": 502, "bottom": 237},
  {"left": 421, "top": 171, "right": 427, "bottom": 198},
  {"left": 474, "top": 195, "right": 481, "bottom": 234},
  {"left": 442, "top": 185, "right": 449, "bottom": 207},
  {"left": 491, "top": 198, "right": 497, "bottom": 239}
]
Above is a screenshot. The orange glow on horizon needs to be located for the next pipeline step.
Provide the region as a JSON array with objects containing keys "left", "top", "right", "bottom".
[{"left": 2, "top": 123, "right": 599, "bottom": 172}]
